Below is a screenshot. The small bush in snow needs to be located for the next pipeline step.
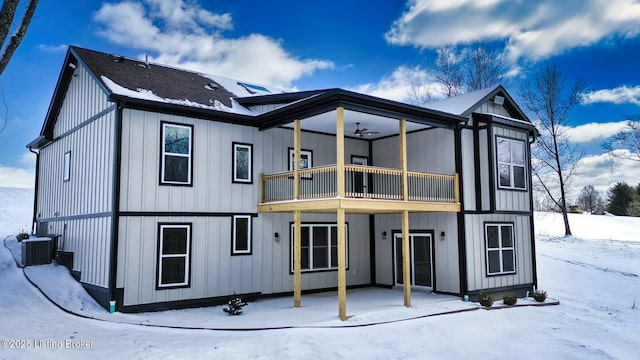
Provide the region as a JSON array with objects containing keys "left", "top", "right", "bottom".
[
  {"left": 533, "top": 289, "right": 547, "bottom": 302},
  {"left": 478, "top": 291, "right": 494, "bottom": 307},
  {"left": 16, "top": 233, "right": 29, "bottom": 241},
  {"left": 223, "top": 296, "right": 247, "bottom": 315},
  {"left": 502, "top": 294, "right": 518, "bottom": 306}
]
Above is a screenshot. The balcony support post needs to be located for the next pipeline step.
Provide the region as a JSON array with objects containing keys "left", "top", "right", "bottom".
[
  {"left": 293, "top": 210, "right": 302, "bottom": 307},
  {"left": 401, "top": 209, "right": 411, "bottom": 307},
  {"left": 337, "top": 207, "right": 347, "bottom": 320},
  {"left": 293, "top": 119, "right": 302, "bottom": 308},
  {"left": 294, "top": 119, "right": 301, "bottom": 200},
  {"left": 399, "top": 119, "right": 408, "bottom": 202},
  {"left": 399, "top": 119, "right": 411, "bottom": 307},
  {"left": 336, "top": 107, "right": 345, "bottom": 198}
]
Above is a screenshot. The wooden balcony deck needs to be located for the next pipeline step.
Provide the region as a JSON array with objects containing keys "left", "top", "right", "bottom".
[{"left": 257, "top": 165, "right": 460, "bottom": 214}]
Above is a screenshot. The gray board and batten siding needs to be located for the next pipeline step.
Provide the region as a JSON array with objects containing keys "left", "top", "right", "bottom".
[
  {"left": 458, "top": 96, "right": 535, "bottom": 294},
  {"left": 117, "top": 111, "right": 373, "bottom": 306},
  {"left": 35, "top": 63, "right": 115, "bottom": 291}
]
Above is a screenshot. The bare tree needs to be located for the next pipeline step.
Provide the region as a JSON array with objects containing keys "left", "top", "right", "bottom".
[
  {"left": 434, "top": 47, "right": 464, "bottom": 97},
  {"left": 577, "top": 185, "right": 604, "bottom": 214},
  {"left": 520, "top": 63, "right": 586, "bottom": 236},
  {"left": 602, "top": 116, "right": 640, "bottom": 162},
  {"left": 0, "top": 0, "right": 38, "bottom": 75},
  {"left": 465, "top": 47, "right": 506, "bottom": 91},
  {"left": 432, "top": 46, "right": 507, "bottom": 98},
  {"left": 406, "top": 81, "right": 437, "bottom": 106},
  {"left": 0, "top": 0, "right": 38, "bottom": 135}
]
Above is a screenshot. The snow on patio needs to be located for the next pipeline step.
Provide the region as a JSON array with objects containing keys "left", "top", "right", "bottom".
[{"left": 6, "top": 235, "right": 483, "bottom": 328}]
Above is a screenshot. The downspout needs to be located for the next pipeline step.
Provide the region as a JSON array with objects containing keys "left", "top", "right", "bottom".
[
  {"left": 528, "top": 129, "right": 539, "bottom": 288},
  {"left": 28, "top": 147, "right": 39, "bottom": 235},
  {"left": 108, "top": 101, "right": 124, "bottom": 310}
]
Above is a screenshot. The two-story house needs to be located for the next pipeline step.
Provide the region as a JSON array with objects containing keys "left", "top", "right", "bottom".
[{"left": 28, "top": 46, "right": 538, "bottom": 320}]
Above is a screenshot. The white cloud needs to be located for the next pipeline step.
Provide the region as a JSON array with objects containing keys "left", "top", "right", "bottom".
[
  {"left": 386, "top": 0, "right": 640, "bottom": 65},
  {"left": 37, "top": 44, "right": 68, "bottom": 53},
  {"left": 561, "top": 121, "right": 629, "bottom": 143},
  {"left": 580, "top": 85, "right": 640, "bottom": 105},
  {"left": 533, "top": 150, "right": 639, "bottom": 203},
  {"left": 0, "top": 164, "right": 35, "bottom": 189},
  {"left": 570, "top": 151, "right": 640, "bottom": 199},
  {"left": 349, "top": 66, "right": 445, "bottom": 102},
  {"left": 19, "top": 152, "right": 36, "bottom": 165},
  {"left": 93, "top": 0, "right": 333, "bottom": 88}
]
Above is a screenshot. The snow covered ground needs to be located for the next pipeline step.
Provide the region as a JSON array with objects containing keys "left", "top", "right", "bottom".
[{"left": 0, "top": 187, "right": 638, "bottom": 359}]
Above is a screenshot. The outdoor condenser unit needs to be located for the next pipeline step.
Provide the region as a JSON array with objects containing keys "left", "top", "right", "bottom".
[{"left": 22, "top": 238, "right": 53, "bottom": 266}]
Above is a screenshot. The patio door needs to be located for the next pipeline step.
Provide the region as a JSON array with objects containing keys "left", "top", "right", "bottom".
[
  {"left": 394, "top": 233, "right": 433, "bottom": 289},
  {"left": 351, "top": 156, "right": 368, "bottom": 195}
]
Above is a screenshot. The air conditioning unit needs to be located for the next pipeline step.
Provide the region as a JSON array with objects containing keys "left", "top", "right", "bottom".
[{"left": 22, "top": 237, "right": 53, "bottom": 266}]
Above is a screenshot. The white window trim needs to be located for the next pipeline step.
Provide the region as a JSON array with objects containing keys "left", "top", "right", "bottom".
[
  {"left": 232, "top": 215, "right": 252, "bottom": 255},
  {"left": 496, "top": 136, "right": 527, "bottom": 190},
  {"left": 160, "top": 122, "right": 193, "bottom": 185},
  {"left": 232, "top": 142, "right": 253, "bottom": 184},
  {"left": 485, "top": 223, "right": 516, "bottom": 276},
  {"left": 63, "top": 151, "right": 71, "bottom": 182},
  {"left": 290, "top": 223, "right": 348, "bottom": 272},
  {"left": 158, "top": 223, "right": 191, "bottom": 288}
]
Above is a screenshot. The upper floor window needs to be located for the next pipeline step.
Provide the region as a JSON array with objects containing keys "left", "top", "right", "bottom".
[
  {"left": 232, "top": 142, "right": 253, "bottom": 184},
  {"left": 160, "top": 122, "right": 193, "bottom": 185},
  {"left": 496, "top": 137, "right": 526, "bottom": 190},
  {"left": 63, "top": 151, "right": 71, "bottom": 182}
]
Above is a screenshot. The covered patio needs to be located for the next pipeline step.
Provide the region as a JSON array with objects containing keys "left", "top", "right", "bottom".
[{"left": 254, "top": 90, "right": 467, "bottom": 320}]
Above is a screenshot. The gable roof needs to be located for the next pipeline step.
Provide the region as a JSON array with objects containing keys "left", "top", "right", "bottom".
[
  {"left": 28, "top": 46, "right": 478, "bottom": 148},
  {"left": 424, "top": 84, "right": 530, "bottom": 122}
]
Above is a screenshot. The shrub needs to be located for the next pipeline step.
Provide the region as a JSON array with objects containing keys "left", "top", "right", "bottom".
[
  {"left": 478, "top": 291, "right": 494, "bottom": 307},
  {"left": 503, "top": 294, "right": 518, "bottom": 306},
  {"left": 533, "top": 289, "right": 547, "bottom": 302},
  {"left": 16, "top": 233, "right": 29, "bottom": 241}
]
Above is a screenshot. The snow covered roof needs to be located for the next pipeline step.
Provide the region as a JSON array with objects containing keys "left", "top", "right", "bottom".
[
  {"left": 31, "top": 46, "right": 508, "bottom": 148},
  {"left": 71, "top": 47, "right": 286, "bottom": 116},
  {"left": 424, "top": 84, "right": 530, "bottom": 123},
  {"left": 424, "top": 86, "right": 498, "bottom": 116}
]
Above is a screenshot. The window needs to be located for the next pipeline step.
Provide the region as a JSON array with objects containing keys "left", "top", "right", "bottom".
[
  {"left": 496, "top": 137, "right": 526, "bottom": 190},
  {"left": 288, "top": 148, "right": 312, "bottom": 170},
  {"left": 63, "top": 151, "right": 71, "bottom": 182},
  {"left": 232, "top": 215, "right": 252, "bottom": 255},
  {"left": 288, "top": 148, "right": 313, "bottom": 179},
  {"left": 232, "top": 142, "right": 253, "bottom": 183},
  {"left": 157, "top": 223, "right": 191, "bottom": 288},
  {"left": 290, "top": 223, "right": 348, "bottom": 272},
  {"left": 160, "top": 122, "right": 193, "bottom": 185},
  {"left": 485, "top": 223, "right": 516, "bottom": 275}
]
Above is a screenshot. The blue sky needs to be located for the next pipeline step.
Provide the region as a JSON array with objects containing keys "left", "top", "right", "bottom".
[{"left": 1, "top": 0, "right": 639, "bottom": 200}]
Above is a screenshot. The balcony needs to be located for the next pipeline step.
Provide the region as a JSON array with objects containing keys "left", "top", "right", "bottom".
[{"left": 258, "top": 165, "right": 460, "bottom": 214}]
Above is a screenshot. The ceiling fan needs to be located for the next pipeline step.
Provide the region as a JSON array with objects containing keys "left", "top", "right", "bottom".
[{"left": 351, "top": 122, "right": 379, "bottom": 137}]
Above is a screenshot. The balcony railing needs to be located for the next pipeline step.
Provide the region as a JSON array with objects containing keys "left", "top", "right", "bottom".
[{"left": 259, "top": 165, "right": 459, "bottom": 204}]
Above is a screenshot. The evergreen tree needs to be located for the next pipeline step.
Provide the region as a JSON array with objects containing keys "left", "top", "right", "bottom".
[{"left": 607, "top": 182, "right": 639, "bottom": 216}]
